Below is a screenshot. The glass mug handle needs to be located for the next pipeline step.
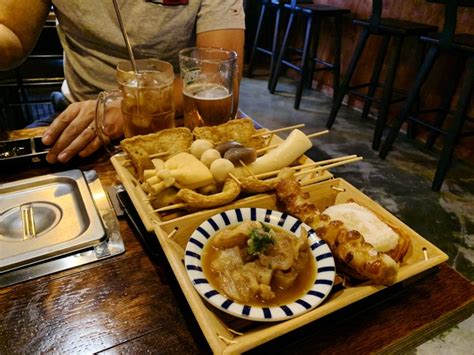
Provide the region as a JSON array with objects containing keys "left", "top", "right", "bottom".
[
  {"left": 231, "top": 64, "right": 239, "bottom": 120},
  {"left": 95, "top": 90, "right": 122, "bottom": 155}
]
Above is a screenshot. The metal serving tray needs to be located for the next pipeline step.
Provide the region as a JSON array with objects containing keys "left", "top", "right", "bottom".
[{"left": 0, "top": 170, "right": 106, "bottom": 272}]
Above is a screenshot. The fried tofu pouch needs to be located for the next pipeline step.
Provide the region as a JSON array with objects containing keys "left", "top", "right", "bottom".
[
  {"left": 192, "top": 118, "right": 266, "bottom": 150},
  {"left": 120, "top": 127, "right": 193, "bottom": 179}
]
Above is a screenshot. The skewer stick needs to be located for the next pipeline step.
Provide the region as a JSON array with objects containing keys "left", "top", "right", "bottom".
[
  {"left": 122, "top": 151, "right": 170, "bottom": 166},
  {"left": 167, "top": 228, "right": 178, "bottom": 239},
  {"left": 153, "top": 203, "right": 187, "bottom": 213},
  {"left": 251, "top": 123, "right": 305, "bottom": 137},
  {"left": 306, "top": 130, "right": 329, "bottom": 139},
  {"left": 256, "top": 129, "right": 330, "bottom": 154},
  {"left": 294, "top": 157, "right": 363, "bottom": 177},
  {"left": 228, "top": 173, "right": 242, "bottom": 185},
  {"left": 256, "top": 143, "right": 279, "bottom": 154},
  {"left": 255, "top": 155, "right": 358, "bottom": 179},
  {"left": 239, "top": 160, "right": 257, "bottom": 179}
]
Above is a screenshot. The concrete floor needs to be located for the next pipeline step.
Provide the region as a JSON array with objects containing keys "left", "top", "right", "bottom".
[{"left": 239, "top": 74, "right": 474, "bottom": 354}]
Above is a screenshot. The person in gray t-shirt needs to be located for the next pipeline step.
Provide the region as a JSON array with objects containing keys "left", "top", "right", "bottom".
[{"left": 0, "top": 0, "right": 245, "bottom": 164}]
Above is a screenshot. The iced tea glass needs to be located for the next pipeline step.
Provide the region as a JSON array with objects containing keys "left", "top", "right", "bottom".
[
  {"left": 95, "top": 59, "right": 175, "bottom": 150},
  {"left": 179, "top": 47, "right": 237, "bottom": 130}
]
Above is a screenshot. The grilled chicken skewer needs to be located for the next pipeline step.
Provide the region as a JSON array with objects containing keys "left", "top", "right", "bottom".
[{"left": 275, "top": 169, "right": 408, "bottom": 285}]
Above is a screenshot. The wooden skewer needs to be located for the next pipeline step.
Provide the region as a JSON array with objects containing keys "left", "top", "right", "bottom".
[
  {"left": 256, "top": 143, "right": 279, "bottom": 154},
  {"left": 153, "top": 203, "right": 186, "bottom": 213},
  {"left": 239, "top": 160, "right": 257, "bottom": 179},
  {"left": 122, "top": 151, "right": 170, "bottom": 166},
  {"left": 294, "top": 157, "right": 363, "bottom": 177},
  {"left": 256, "top": 129, "right": 330, "bottom": 154},
  {"left": 167, "top": 228, "right": 178, "bottom": 239},
  {"left": 228, "top": 172, "right": 242, "bottom": 185},
  {"left": 255, "top": 155, "right": 358, "bottom": 180},
  {"left": 251, "top": 123, "right": 305, "bottom": 137},
  {"left": 306, "top": 130, "right": 329, "bottom": 139}
]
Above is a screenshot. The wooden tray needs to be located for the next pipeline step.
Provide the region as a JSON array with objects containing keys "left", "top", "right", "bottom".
[
  {"left": 111, "top": 132, "right": 333, "bottom": 232},
  {"left": 151, "top": 178, "right": 448, "bottom": 354}
]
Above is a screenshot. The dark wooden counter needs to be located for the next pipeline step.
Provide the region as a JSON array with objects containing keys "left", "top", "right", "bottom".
[{"left": 1, "top": 130, "right": 473, "bottom": 353}]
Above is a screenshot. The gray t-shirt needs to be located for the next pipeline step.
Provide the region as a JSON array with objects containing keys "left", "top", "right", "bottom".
[{"left": 51, "top": 0, "right": 245, "bottom": 102}]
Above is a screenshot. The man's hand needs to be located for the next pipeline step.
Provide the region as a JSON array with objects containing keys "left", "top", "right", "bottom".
[{"left": 42, "top": 100, "right": 123, "bottom": 163}]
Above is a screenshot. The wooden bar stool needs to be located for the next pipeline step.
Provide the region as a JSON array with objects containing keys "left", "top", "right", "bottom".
[
  {"left": 246, "top": 0, "right": 283, "bottom": 83},
  {"left": 379, "top": 0, "right": 474, "bottom": 191},
  {"left": 326, "top": 0, "right": 438, "bottom": 150},
  {"left": 268, "top": 1, "right": 350, "bottom": 110}
]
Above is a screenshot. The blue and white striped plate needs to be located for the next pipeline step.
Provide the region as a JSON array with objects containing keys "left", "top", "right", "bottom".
[{"left": 184, "top": 208, "right": 336, "bottom": 322}]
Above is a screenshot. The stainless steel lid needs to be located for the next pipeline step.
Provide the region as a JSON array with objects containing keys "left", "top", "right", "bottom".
[{"left": 0, "top": 170, "right": 106, "bottom": 272}]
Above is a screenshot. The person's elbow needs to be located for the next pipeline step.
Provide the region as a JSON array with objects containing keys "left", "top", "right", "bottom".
[{"left": 0, "top": 24, "right": 29, "bottom": 70}]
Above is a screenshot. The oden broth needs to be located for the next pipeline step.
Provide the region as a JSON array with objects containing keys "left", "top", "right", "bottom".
[{"left": 202, "top": 224, "right": 316, "bottom": 307}]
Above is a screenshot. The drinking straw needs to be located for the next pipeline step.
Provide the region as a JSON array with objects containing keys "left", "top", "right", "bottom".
[{"left": 112, "top": 0, "right": 138, "bottom": 74}]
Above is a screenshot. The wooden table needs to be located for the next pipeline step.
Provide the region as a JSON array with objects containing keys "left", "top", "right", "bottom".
[{"left": 1, "top": 130, "right": 473, "bottom": 354}]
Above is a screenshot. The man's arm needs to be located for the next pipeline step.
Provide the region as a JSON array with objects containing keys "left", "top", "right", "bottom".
[
  {"left": 0, "top": 0, "right": 51, "bottom": 70},
  {"left": 196, "top": 28, "right": 245, "bottom": 115}
]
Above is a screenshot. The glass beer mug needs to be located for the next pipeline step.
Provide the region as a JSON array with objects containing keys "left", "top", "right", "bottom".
[
  {"left": 95, "top": 59, "right": 175, "bottom": 150},
  {"left": 179, "top": 47, "right": 237, "bottom": 130}
]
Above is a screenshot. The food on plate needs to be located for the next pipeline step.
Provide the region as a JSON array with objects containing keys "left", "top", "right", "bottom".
[
  {"left": 121, "top": 127, "right": 193, "bottom": 178},
  {"left": 215, "top": 141, "right": 244, "bottom": 155},
  {"left": 223, "top": 147, "right": 257, "bottom": 165},
  {"left": 323, "top": 203, "right": 410, "bottom": 261},
  {"left": 275, "top": 170, "right": 410, "bottom": 285},
  {"left": 190, "top": 139, "right": 214, "bottom": 159},
  {"left": 239, "top": 176, "right": 280, "bottom": 194},
  {"left": 121, "top": 119, "right": 319, "bottom": 213},
  {"left": 200, "top": 149, "right": 221, "bottom": 167},
  {"left": 209, "top": 158, "right": 235, "bottom": 183},
  {"left": 233, "top": 129, "right": 312, "bottom": 177},
  {"left": 192, "top": 118, "right": 266, "bottom": 150},
  {"left": 164, "top": 152, "right": 214, "bottom": 190},
  {"left": 176, "top": 178, "right": 241, "bottom": 209},
  {"left": 202, "top": 221, "right": 315, "bottom": 305}
]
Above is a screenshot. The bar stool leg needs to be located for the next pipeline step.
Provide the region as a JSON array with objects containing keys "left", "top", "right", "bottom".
[
  {"left": 268, "top": 4, "right": 282, "bottom": 90},
  {"left": 306, "top": 16, "right": 321, "bottom": 90},
  {"left": 295, "top": 14, "right": 315, "bottom": 110},
  {"left": 332, "top": 14, "right": 343, "bottom": 103},
  {"left": 246, "top": 2, "right": 267, "bottom": 77},
  {"left": 407, "top": 40, "right": 427, "bottom": 139},
  {"left": 425, "top": 56, "right": 465, "bottom": 148},
  {"left": 432, "top": 57, "right": 474, "bottom": 191},
  {"left": 361, "top": 35, "right": 391, "bottom": 119},
  {"left": 326, "top": 28, "right": 370, "bottom": 129},
  {"left": 379, "top": 45, "right": 440, "bottom": 159},
  {"left": 372, "top": 36, "right": 404, "bottom": 150},
  {"left": 269, "top": 10, "right": 295, "bottom": 94}
]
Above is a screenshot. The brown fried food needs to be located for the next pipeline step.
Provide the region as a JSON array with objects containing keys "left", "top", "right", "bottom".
[
  {"left": 239, "top": 168, "right": 292, "bottom": 194},
  {"left": 314, "top": 221, "right": 399, "bottom": 285},
  {"left": 240, "top": 176, "right": 280, "bottom": 194},
  {"left": 176, "top": 178, "right": 241, "bottom": 209},
  {"left": 192, "top": 118, "right": 266, "bottom": 150},
  {"left": 275, "top": 171, "right": 409, "bottom": 285},
  {"left": 120, "top": 127, "right": 193, "bottom": 179},
  {"left": 385, "top": 223, "right": 411, "bottom": 262}
]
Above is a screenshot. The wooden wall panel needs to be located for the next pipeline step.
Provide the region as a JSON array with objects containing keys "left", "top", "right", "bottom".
[{"left": 312, "top": 0, "right": 473, "bottom": 161}]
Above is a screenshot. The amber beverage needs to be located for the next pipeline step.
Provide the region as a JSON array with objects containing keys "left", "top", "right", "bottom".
[
  {"left": 182, "top": 83, "right": 232, "bottom": 130},
  {"left": 120, "top": 73, "right": 175, "bottom": 138},
  {"left": 95, "top": 59, "right": 175, "bottom": 149},
  {"left": 179, "top": 47, "right": 237, "bottom": 130}
]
